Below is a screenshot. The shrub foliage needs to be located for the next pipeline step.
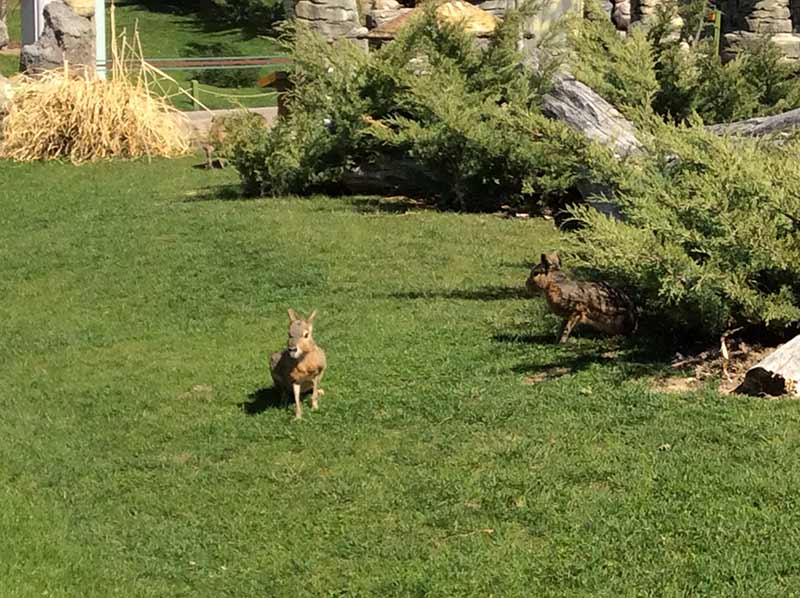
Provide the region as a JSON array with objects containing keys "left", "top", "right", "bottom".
[
  {"left": 231, "top": 5, "right": 612, "bottom": 211},
  {"left": 571, "top": 0, "right": 800, "bottom": 124},
  {"left": 230, "top": 2, "right": 800, "bottom": 339},
  {"left": 567, "top": 121, "right": 800, "bottom": 338}
]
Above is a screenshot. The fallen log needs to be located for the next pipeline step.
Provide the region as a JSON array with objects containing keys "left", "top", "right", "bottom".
[
  {"left": 341, "top": 154, "right": 440, "bottom": 197},
  {"left": 706, "top": 107, "right": 800, "bottom": 137},
  {"left": 735, "top": 335, "right": 800, "bottom": 397}
]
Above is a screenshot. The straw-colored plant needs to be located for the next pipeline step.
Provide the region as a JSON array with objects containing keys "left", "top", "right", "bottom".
[{"left": 0, "top": 9, "right": 192, "bottom": 163}]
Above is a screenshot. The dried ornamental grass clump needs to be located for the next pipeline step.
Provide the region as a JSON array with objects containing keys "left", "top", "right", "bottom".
[{"left": 0, "top": 17, "right": 191, "bottom": 164}]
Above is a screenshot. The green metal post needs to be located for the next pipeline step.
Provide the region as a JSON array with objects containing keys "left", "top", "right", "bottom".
[
  {"left": 713, "top": 10, "right": 722, "bottom": 59},
  {"left": 191, "top": 79, "right": 200, "bottom": 111}
]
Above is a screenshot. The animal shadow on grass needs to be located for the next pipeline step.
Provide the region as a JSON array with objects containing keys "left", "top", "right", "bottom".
[
  {"left": 495, "top": 330, "right": 674, "bottom": 382},
  {"left": 240, "top": 386, "right": 285, "bottom": 415},
  {"left": 347, "top": 196, "right": 433, "bottom": 215},
  {"left": 392, "top": 285, "right": 529, "bottom": 301},
  {"left": 183, "top": 184, "right": 250, "bottom": 202}
]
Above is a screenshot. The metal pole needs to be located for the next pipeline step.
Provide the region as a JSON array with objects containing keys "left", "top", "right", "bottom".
[
  {"left": 95, "top": 0, "right": 106, "bottom": 79},
  {"left": 191, "top": 79, "right": 200, "bottom": 110},
  {"left": 713, "top": 9, "right": 722, "bottom": 59}
]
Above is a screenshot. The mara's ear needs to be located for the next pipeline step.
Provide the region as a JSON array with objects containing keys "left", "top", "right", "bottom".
[
  {"left": 543, "top": 252, "right": 561, "bottom": 270},
  {"left": 287, "top": 308, "right": 300, "bottom": 322},
  {"left": 307, "top": 309, "right": 318, "bottom": 323}
]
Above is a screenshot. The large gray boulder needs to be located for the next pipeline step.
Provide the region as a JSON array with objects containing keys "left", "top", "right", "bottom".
[
  {"left": 20, "top": 0, "right": 95, "bottom": 74},
  {"left": 0, "top": 18, "right": 9, "bottom": 49},
  {"left": 612, "top": 0, "right": 631, "bottom": 29}
]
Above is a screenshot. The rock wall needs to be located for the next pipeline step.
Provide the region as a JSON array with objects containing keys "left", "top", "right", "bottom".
[
  {"left": 366, "top": 0, "right": 412, "bottom": 28},
  {"left": 476, "top": 0, "right": 513, "bottom": 18},
  {"left": 20, "top": 0, "right": 95, "bottom": 74},
  {"left": 286, "top": 0, "right": 367, "bottom": 40},
  {"left": 725, "top": 0, "right": 800, "bottom": 60},
  {"left": 284, "top": 0, "right": 800, "bottom": 61}
]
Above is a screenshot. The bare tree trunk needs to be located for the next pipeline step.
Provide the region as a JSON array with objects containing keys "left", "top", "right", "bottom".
[{"left": 735, "top": 335, "right": 800, "bottom": 397}]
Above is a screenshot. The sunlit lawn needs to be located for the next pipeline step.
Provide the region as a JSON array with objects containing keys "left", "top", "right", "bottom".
[{"left": 3, "top": 158, "right": 800, "bottom": 597}]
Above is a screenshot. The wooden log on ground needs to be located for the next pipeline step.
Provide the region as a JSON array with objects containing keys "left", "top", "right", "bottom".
[
  {"left": 340, "top": 155, "right": 441, "bottom": 197},
  {"left": 706, "top": 107, "right": 800, "bottom": 137},
  {"left": 735, "top": 335, "right": 800, "bottom": 397}
]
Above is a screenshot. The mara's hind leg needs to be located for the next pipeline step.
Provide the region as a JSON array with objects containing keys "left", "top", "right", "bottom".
[{"left": 311, "top": 372, "right": 325, "bottom": 410}]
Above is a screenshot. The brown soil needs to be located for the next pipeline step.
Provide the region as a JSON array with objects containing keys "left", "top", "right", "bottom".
[{"left": 650, "top": 340, "right": 775, "bottom": 395}]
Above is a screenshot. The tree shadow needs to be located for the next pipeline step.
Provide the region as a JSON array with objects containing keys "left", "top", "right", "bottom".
[
  {"left": 183, "top": 184, "right": 255, "bottom": 202},
  {"left": 346, "top": 196, "right": 434, "bottom": 215},
  {"left": 391, "top": 285, "right": 529, "bottom": 301},
  {"left": 114, "top": 0, "right": 283, "bottom": 38},
  {"left": 495, "top": 330, "right": 675, "bottom": 381},
  {"left": 499, "top": 259, "right": 536, "bottom": 271},
  {"left": 239, "top": 386, "right": 285, "bottom": 415}
]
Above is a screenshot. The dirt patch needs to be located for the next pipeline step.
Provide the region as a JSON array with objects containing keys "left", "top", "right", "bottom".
[
  {"left": 179, "top": 384, "right": 214, "bottom": 400},
  {"left": 523, "top": 366, "right": 572, "bottom": 385},
  {"left": 650, "top": 340, "right": 775, "bottom": 395}
]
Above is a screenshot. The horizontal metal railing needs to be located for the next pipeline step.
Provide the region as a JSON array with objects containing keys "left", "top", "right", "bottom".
[{"left": 96, "top": 55, "right": 291, "bottom": 71}]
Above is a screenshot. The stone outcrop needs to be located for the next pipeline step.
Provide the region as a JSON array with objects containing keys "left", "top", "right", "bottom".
[
  {"left": 64, "top": 0, "right": 95, "bottom": 17},
  {"left": 743, "top": 0, "right": 793, "bottom": 32},
  {"left": 287, "top": 0, "right": 364, "bottom": 39},
  {"left": 633, "top": 0, "right": 660, "bottom": 22},
  {"left": 20, "top": 0, "right": 95, "bottom": 74},
  {"left": 723, "top": 0, "right": 800, "bottom": 61},
  {"left": 366, "top": 0, "right": 412, "bottom": 28},
  {"left": 476, "top": 0, "right": 512, "bottom": 18},
  {"left": 284, "top": 0, "right": 800, "bottom": 62},
  {"left": 611, "top": 0, "right": 631, "bottom": 29}
]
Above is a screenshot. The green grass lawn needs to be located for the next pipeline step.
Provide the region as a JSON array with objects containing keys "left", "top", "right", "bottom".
[
  {"left": 0, "top": 51, "right": 17, "bottom": 76},
  {"left": 3, "top": 158, "right": 800, "bottom": 597},
  {"left": 4, "top": 0, "right": 21, "bottom": 44},
  {"left": 1, "top": 1, "right": 21, "bottom": 77}
]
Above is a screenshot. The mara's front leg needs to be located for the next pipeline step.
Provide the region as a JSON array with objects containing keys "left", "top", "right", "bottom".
[
  {"left": 292, "top": 383, "right": 303, "bottom": 419},
  {"left": 559, "top": 313, "right": 581, "bottom": 344},
  {"left": 311, "top": 371, "right": 325, "bottom": 410}
]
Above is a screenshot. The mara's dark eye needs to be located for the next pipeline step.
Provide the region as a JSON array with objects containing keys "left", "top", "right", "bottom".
[{"left": 304, "top": 332, "right": 309, "bottom": 338}]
